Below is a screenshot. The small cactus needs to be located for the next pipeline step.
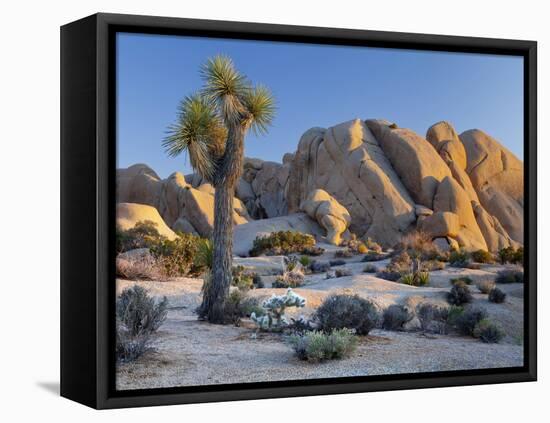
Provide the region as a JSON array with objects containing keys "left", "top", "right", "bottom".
[{"left": 251, "top": 288, "right": 306, "bottom": 331}]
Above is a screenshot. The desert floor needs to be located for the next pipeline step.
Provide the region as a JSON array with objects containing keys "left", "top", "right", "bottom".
[{"left": 115, "top": 248, "right": 524, "bottom": 390}]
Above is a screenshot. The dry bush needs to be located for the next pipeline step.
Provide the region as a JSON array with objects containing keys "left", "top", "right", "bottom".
[
  {"left": 477, "top": 280, "right": 496, "bottom": 294},
  {"left": 116, "top": 255, "right": 162, "bottom": 280}
]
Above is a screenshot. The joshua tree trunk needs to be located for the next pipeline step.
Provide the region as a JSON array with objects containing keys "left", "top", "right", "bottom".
[
  {"left": 200, "top": 124, "right": 246, "bottom": 323},
  {"left": 203, "top": 180, "right": 234, "bottom": 323}
]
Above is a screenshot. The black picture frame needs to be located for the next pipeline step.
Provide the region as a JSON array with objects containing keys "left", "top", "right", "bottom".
[{"left": 61, "top": 12, "right": 537, "bottom": 409}]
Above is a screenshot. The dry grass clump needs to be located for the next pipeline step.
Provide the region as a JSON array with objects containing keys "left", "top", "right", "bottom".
[
  {"left": 116, "top": 255, "right": 162, "bottom": 280},
  {"left": 477, "top": 280, "right": 496, "bottom": 294}
]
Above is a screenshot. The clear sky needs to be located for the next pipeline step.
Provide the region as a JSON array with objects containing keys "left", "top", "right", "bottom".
[{"left": 117, "top": 32, "right": 524, "bottom": 179}]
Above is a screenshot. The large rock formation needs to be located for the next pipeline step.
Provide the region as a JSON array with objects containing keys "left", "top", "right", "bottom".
[
  {"left": 300, "top": 189, "right": 351, "bottom": 245},
  {"left": 116, "top": 118, "right": 524, "bottom": 254},
  {"left": 235, "top": 158, "right": 289, "bottom": 219},
  {"left": 286, "top": 119, "right": 416, "bottom": 247},
  {"left": 460, "top": 129, "right": 524, "bottom": 243},
  {"left": 366, "top": 119, "right": 453, "bottom": 209},
  {"left": 116, "top": 202, "right": 177, "bottom": 240},
  {"left": 117, "top": 165, "right": 250, "bottom": 237}
]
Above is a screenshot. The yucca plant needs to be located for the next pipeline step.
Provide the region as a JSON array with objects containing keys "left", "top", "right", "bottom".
[{"left": 164, "top": 56, "right": 275, "bottom": 323}]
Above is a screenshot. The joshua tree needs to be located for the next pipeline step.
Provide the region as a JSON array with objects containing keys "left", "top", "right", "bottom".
[{"left": 163, "top": 56, "right": 275, "bottom": 323}]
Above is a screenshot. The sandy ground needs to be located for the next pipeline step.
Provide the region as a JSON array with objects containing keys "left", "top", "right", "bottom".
[{"left": 116, "top": 257, "right": 524, "bottom": 390}]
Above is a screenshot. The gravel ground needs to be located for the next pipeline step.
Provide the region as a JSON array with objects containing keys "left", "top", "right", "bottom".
[{"left": 116, "top": 260, "right": 524, "bottom": 390}]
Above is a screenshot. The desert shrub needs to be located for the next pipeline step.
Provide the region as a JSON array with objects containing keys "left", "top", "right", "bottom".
[
  {"left": 447, "top": 281, "right": 473, "bottom": 305},
  {"left": 364, "top": 237, "right": 383, "bottom": 253},
  {"left": 471, "top": 249, "right": 493, "bottom": 264},
  {"left": 251, "top": 288, "right": 306, "bottom": 331},
  {"left": 376, "top": 269, "right": 402, "bottom": 282},
  {"left": 495, "top": 269, "right": 524, "bottom": 284},
  {"left": 287, "top": 316, "right": 314, "bottom": 334},
  {"left": 425, "top": 260, "right": 446, "bottom": 271},
  {"left": 446, "top": 305, "right": 465, "bottom": 327},
  {"left": 488, "top": 287, "right": 507, "bottom": 303},
  {"left": 451, "top": 277, "right": 473, "bottom": 286},
  {"left": 302, "top": 246, "right": 325, "bottom": 256},
  {"left": 314, "top": 294, "right": 380, "bottom": 335},
  {"left": 116, "top": 285, "right": 168, "bottom": 337},
  {"left": 231, "top": 266, "right": 255, "bottom": 291},
  {"left": 223, "top": 290, "right": 264, "bottom": 325},
  {"left": 195, "top": 238, "right": 213, "bottom": 270},
  {"left": 150, "top": 232, "right": 207, "bottom": 277},
  {"left": 382, "top": 304, "right": 413, "bottom": 331},
  {"left": 310, "top": 260, "right": 331, "bottom": 273},
  {"left": 299, "top": 255, "right": 312, "bottom": 268},
  {"left": 363, "top": 264, "right": 377, "bottom": 273},
  {"left": 273, "top": 269, "right": 305, "bottom": 288},
  {"left": 361, "top": 252, "right": 386, "bottom": 262},
  {"left": 474, "top": 319, "right": 505, "bottom": 343},
  {"left": 116, "top": 254, "right": 162, "bottom": 280},
  {"left": 249, "top": 231, "right": 316, "bottom": 256},
  {"left": 115, "top": 286, "right": 168, "bottom": 362},
  {"left": 455, "top": 305, "right": 488, "bottom": 336},
  {"left": 512, "top": 247, "right": 524, "bottom": 266},
  {"left": 416, "top": 303, "right": 450, "bottom": 334},
  {"left": 449, "top": 249, "right": 471, "bottom": 268},
  {"left": 329, "top": 259, "right": 346, "bottom": 267},
  {"left": 467, "top": 263, "right": 481, "bottom": 270},
  {"left": 335, "top": 268, "right": 353, "bottom": 278},
  {"left": 116, "top": 220, "right": 164, "bottom": 253},
  {"left": 399, "top": 271, "right": 429, "bottom": 286},
  {"left": 497, "top": 246, "right": 516, "bottom": 264},
  {"left": 477, "top": 280, "right": 496, "bottom": 294},
  {"left": 395, "top": 230, "right": 440, "bottom": 261},
  {"left": 289, "top": 329, "right": 358, "bottom": 361},
  {"left": 334, "top": 249, "right": 354, "bottom": 258},
  {"left": 116, "top": 328, "right": 150, "bottom": 362}
]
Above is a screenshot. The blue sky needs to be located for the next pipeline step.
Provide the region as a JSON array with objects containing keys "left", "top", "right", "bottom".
[{"left": 117, "top": 33, "right": 524, "bottom": 179}]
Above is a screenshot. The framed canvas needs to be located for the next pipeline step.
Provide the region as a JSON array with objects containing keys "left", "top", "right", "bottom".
[{"left": 60, "top": 13, "right": 537, "bottom": 409}]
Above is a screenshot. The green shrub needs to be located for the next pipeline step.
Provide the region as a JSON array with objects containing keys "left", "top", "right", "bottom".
[
  {"left": 399, "top": 271, "right": 429, "bottom": 286},
  {"left": 289, "top": 329, "right": 358, "bottom": 361},
  {"left": 231, "top": 266, "right": 255, "bottom": 290},
  {"left": 449, "top": 249, "right": 471, "bottom": 267},
  {"left": 315, "top": 294, "right": 380, "bottom": 335},
  {"left": 455, "top": 305, "right": 488, "bottom": 336},
  {"left": 471, "top": 249, "right": 493, "bottom": 264},
  {"left": 363, "top": 264, "right": 377, "bottom": 273},
  {"left": 495, "top": 269, "right": 524, "bottom": 284},
  {"left": 416, "top": 303, "right": 450, "bottom": 334},
  {"left": 224, "top": 290, "right": 264, "bottom": 325},
  {"left": 488, "top": 287, "right": 507, "bottom": 303},
  {"left": 382, "top": 304, "right": 412, "bottom": 331},
  {"left": 474, "top": 319, "right": 505, "bottom": 343},
  {"left": 150, "top": 232, "right": 207, "bottom": 277},
  {"left": 116, "top": 285, "right": 168, "bottom": 362},
  {"left": 447, "top": 282, "right": 473, "bottom": 305},
  {"left": 116, "top": 220, "right": 163, "bottom": 253},
  {"left": 477, "top": 280, "right": 496, "bottom": 294},
  {"left": 249, "top": 231, "right": 316, "bottom": 256},
  {"left": 451, "top": 277, "right": 473, "bottom": 286},
  {"left": 299, "top": 255, "right": 312, "bottom": 268},
  {"left": 512, "top": 247, "right": 524, "bottom": 266},
  {"left": 497, "top": 246, "right": 516, "bottom": 264}
]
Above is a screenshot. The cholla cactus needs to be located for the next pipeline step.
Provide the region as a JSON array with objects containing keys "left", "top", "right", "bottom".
[{"left": 251, "top": 288, "right": 306, "bottom": 331}]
